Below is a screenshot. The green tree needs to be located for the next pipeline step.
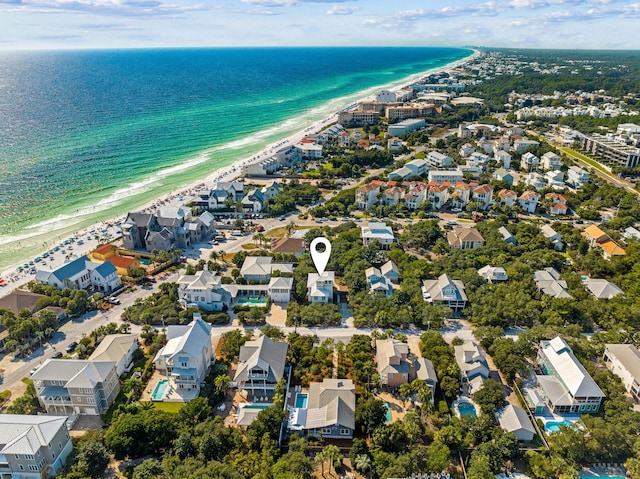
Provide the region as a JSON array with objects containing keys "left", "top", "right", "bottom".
[
  {"left": 355, "top": 395, "right": 387, "bottom": 437},
  {"left": 132, "top": 458, "right": 162, "bottom": 479},
  {"left": 473, "top": 378, "right": 506, "bottom": 416}
]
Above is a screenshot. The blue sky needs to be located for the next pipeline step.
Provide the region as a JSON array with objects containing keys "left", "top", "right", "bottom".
[{"left": 1, "top": 0, "right": 638, "bottom": 50}]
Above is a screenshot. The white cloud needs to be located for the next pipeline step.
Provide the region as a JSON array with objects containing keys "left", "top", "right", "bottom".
[{"left": 326, "top": 4, "right": 357, "bottom": 14}]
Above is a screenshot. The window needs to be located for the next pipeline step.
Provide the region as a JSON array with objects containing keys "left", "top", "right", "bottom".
[
  {"left": 340, "top": 429, "right": 350, "bottom": 435},
  {"left": 25, "top": 455, "right": 34, "bottom": 460},
  {"left": 28, "top": 465, "right": 39, "bottom": 471},
  {"left": 321, "top": 428, "right": 332, "bottom": 434},
  {"left": 19, "top": 465, "right": 24, "bottom": 471},
  {"left": 88, "top": 397, "right": 96, "bottom": 404},
  {"left": 59, "top": 442, "right": 62, "bottom": 450}
]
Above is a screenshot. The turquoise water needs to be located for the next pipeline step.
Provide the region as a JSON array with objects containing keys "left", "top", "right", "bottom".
[
  {"left": 457, "top": 401, "right": 477, "bottom": 417},
  {"left": 295, "top": 393, "right": 308, "bottom": 408},
  {"left": 139, "top": 258, "right": 152, "bottom": 266},
  {"left": 237, "top": 298, "right": 269, "bottom": 307},
  {"left": 384, "top": 402, "right": 393, "bottom": 423},
  {"left": 151, "top": 379, "right": 169, "bottom": 401},
  {"left": 0, "top": 47, "right": 472, "bottom": 271},
  {"left": 545, "top": 419, "right": 576, "bottom": 432},
  {"left": 243, "top": 404, "right": 271, "bottom": 410},
  {"left": 581, "top": 475, "right": 625, "bottom": 479}
]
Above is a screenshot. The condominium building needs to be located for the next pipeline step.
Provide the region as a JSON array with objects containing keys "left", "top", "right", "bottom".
[{"left": 582, "top": 134, "right": 640, "bottom": 167}]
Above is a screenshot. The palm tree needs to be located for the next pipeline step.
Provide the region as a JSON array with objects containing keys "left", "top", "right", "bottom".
[
  {"left": 399, "top": 382, "right": 414, "bottom": 408},
  {"left": 354, "top": 454, "right": 371, "bottom": 477},
  {"left": 214, "top": 374, "right": 230, "bottom": 396},
  {"left": 286, "top": 221, "right": 296, "bottom": 237}
]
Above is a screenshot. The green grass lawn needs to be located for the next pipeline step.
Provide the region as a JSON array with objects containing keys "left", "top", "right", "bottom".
[
  {"left": 144, "top": 401, "right": 183, "bottom": 413},
  {"left": 560, "top": 148, "right": 611, "bottom": 175}
]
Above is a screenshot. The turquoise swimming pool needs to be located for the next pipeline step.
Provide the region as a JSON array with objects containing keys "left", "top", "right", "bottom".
[
  {"left": 581, "top": 475, "right": 625, "bottom": 479},
  {"left": 151, "top": 379, "right": 169, "bottom": 401},
  {"left": 236, "top": 298, "right": 268, "bottom": 307},
  {"left": 242, "top": 404, "right": 271, "bottom": 410},
  {"left": 140, "top": 258, "right": 152, "bottom": 266},
  {"left": 456, "top": 401, "right": 477, "bottom": 417},
  {"left": 295, "top": 393, "right": 308, "bottom": 408},
  {"left": 384, "top": 402, "right": 392, "bottom": 423},
  {"left": 545, "top": 419, "right": 575, "bottom": 432}
]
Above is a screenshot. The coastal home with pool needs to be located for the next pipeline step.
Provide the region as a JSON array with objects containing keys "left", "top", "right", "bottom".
[
  {"left": 454, "top": 340, "right": 489, "bottom": 395},
  {"left": 153, "top": 315, "right": 213, "bottom": 401},
  {"left": 288, "top": 378, "right": 356, "bottom": 439},
  {"left": 235, "top": 335, "right": 288, "bottom": 398},
  {"left": 535, "top": 337, "right": 605, "bottom": 414}
]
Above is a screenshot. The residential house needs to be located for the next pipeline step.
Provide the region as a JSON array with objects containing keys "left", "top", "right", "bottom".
[
  {"left": 405, "top": 159, "right": 429, "bottom": 176},
  {"left": 567, "top": 165, "right": 590, "bottom": 188},
  {"left": 541, "top": 152, "right": 562, "bottom": 170},
  {"left": 0, "top": 415, "right": 73, "bottom": 478},
  {"left": 0, "top": 290, "right": 66, "bottom": 324},
  {"left": 495, "top": 150, "right": 512, "bottom": 169},
  {"left": 536, "top": 337, "right": 605, "bottom": 413},
  {"left": 454, "top": 341, "right": 489, "bottom": 394},
  {"left": 242, "top": 189, "right": 266, "bottom": 213},
  {"left": 534, "top": 268, "right": 573, "bottom": 299},
  {"left": 235, "top": 335, "right": 288, "bottom": 396},
  {"left": 380, "top": 260, "right": 399, "bottom": 283},
  {"left": 427, "top": 185, "right": 449, "bottom": 209},
  {"left": 270, "top": 237, "right": 305, "bottom": 256},
  {"left": 447, "top": 227, "right": 485, "bottom": 250},
  {"left": 494, "top": 168, "right": 517, "bottom": 186},
  {"left": 460, "top": 144, "right": 475, "bottom": 158},
  {"left": 521, "top": 152, "right": 540, "bottom": 171},
  {"left": 426, "top": 151, "right": 453, "bottom": 168},
  {"left": 496, "top": 405, "right": 536, "bottom": 442},
  {"left": 307, "top": 272, "right": 334, "bottom": 304},
  {"left": 497, "top": 189, "right": 518, "bottom": 208},
  {"left": 105, "top": 255, "right": 140, "bottom": 276},
  {"left": 31, "top": 359, "right": 120, "bottom": 415},
  {"left": 450, "top": 183, "right": 472, "bottom": 209},
  {"left": 545, "top": 170, "right": 565, "bottom": 190},
  {"left": 524, "top": 172, "right": 546, "bottom": 190},
  {"left": 413, "top": 358, "right": 438, "bottom": 403},
  {"left": 356, "top": 183, "right": 381, "bottom": 210},
  {"left": 478, "top": 265, "right": 508, "bottom": 282},
  {"left": 388, "top": 166, "right": 415, "bottom": 181},
  {"left": 365, "top": 266, "right": 394, "bottom": 297},
  {"left": 422, "top": 274, "right": 467, "bottom": 311},
  {"left": 383, "top": 187, "right": 405, "bottom": 206},
  {"left": 295, "top": 140, "right": 323, "bottom": 159},
  {"left": 376, "top": 339, "right": 410, "bottom": 387},
  {"left": 428, "top": 169, "right": 464, "bottom": 184},
  {"left": 387, "top": 137, "right": 404, "bottom": 151},
  {"left": 89, "top": 334, "right": 139, "bottom": 376},
  {"left": 240, "top": 256, "right": 294, "bottom": 283},
  {"left": 545, "top": 193, "right": 568, "bottom": 215},
  {"left": 498, "top": 226, "right": 518, "bottom": 245},
  {"left": 519, "top": 190, "right": 541, "bottom": 213},
  {"left": 261, "top": 181, "right": 282, "bottom": 201},
  {"left": 582, "top": 225, "right": 626, "bottom": 259},
  {"left": 153, "top": 316, "right": 213, "bottom": 397},
  {"left": 194, "top": 181, "right": 244, "bottom": 210},
  {"left": 540, "top": 225, "right": 564, "bottom": 251},
  {"left": 35, "top": 255, "right": 121, "bottom": 293},
  {"left": 471, "top": 184, "right": 494, "bottom": 210},
  {"left": 121, "top": 212, "right": 158, "bottom": 250},
  {"left": 603, "top": 344, "right": 640, "bottom": 400},
  {"left": 268, "top": 277, "right": 294, "bottom": 303},
  {"left": 90, "top": 244, "right": 116, "bottom": 262},
  {"left": 623, "top": 226, "right": 640, "bottom": 240},
  {"left": 361, "top": 222, "right": 395, "bottom": 249},
  {"left": 583, "top": 279, "right": 623, "bottom": 299},
  {"left": 156, "top": 206, "right": 192, "bottom": 249},
  {"left": 292, "top": 379, "right": 356, "bottom": 439},
  {"left": 177, "top": 269, "right": 232, "bottom": 311},
  {"left": 513, "top": 138, "right": 539, "bottom": 153},
  {"left": 338, "top": 131, "right": 352, "bottom": 147}
]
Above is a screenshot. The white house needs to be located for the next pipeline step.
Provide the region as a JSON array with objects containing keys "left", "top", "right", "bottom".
[
  {"left": 177, "top": 269, "right": 232, "bottom": 311},
  {"left": 521, "top": 152, "right": 540, "bottom": 171},
  {"left": 261, "top": 181, "right": 282, "bottom": 201},
  {"left": 405, "top": 159, "right": 429, "bottom": 176},
  {"left": 477, "top": 265, "right": 508, "bottom": 282},
  {"left": 235, "top": 335, "right": 288, "bottom": 396},
  {"left": 604, "top": 344, "right": 640, "bottom": 400},
  {"left": 513, "top": 138, "right": 539, "bottom": 153},
  {"left": 540, "top": 224, "right": 564, "bottom": 251},
  {"left": 427, "top": 185, "right": 449, "bottom": 209},
  {"left": 454, "top": 341, "right": 489, "bottom": 393},
  {"left": 356, "top": 183, "right": 381, "bottom": 210},
  {"left": 268, "top": 277, "right": 294, "bottom": 303},
  {"left": 460, "top": 144, "right": 475, "bottom": 158},
  {"left": 422, "top": 274, "right": 467, "bottom": 311},
  {"left": 153, "top": 316, "right": 213, "bottom": 398},
  {"left": 567, "top": 165, "right": 590, "bottom": 187},
  {"left": 36, "top": 255, "right": 121, "bottom": 293},
  {"left": 541, "top": 152, "right": 562, "bottom": 170},
  {"left": 519, "top": 190, "right": 541, "bottom": 213},
  {"left": 497, "top": 189, "right": 518, "bottom": 208},
  {"left": 471, "top": 184, "right": 494, "bottom": 210},
  {"left": 307, "top": 272, "right": 334, "bottom": 303},
  {"left": 584, "top": 279, "right": 623, "bottom": 299},
  {"left": 295, "top": 141, "right": 323, "bottom": 159},
  {"left": 495, "top": 150, "right": 512, "bottom": 169},
  {"left": 426, "top": 151, "right": 453, "bottom": 168},
  {"left": 534, "top": 268, "right": 573, "bottom": 299},
  {"left": 240, "top": 257, "right": 294, "bottom": 283},
  {"left": 545, "top": 170, "right": 565, "bottom": 190},
  {"left": 428, "top": 169, "right": 464, "bottom": 184},
  {"left": 361, "top": 222, "right": 395, "bottom": 249}
]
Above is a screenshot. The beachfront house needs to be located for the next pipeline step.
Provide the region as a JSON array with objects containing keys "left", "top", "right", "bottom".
[
  {"left": 153, "top": 316, "right": 213, "bottom": 398},
  {"left": 235, "top": 335, "right": 288, "bottom": 397},
  {"left": 35, "top": 255, "right": 121, "bottom": 294},
  {"left": 0, "top": 415, "right": 73, "bottom": 478},
  {"left": 31, "top": 359, "right": 120, "bottom": 416}
]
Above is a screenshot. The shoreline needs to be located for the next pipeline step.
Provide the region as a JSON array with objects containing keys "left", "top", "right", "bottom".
[{"left": 0, "top": 48, "right": 479, "bottom": 290}]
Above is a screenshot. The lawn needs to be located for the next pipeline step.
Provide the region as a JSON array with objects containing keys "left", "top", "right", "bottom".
[
  {"left": 560, "top": 148, "right": 612, "bottom": 175},
  {"left": 143, "top": 401, "right": 184, "bottom": 413}
]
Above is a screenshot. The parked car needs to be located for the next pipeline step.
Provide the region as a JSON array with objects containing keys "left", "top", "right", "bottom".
[
  {"left": 66, "top": 342, "right": 78, "bottom": 354},
  {"left": 52, "top": 351, "right": 63, "bottom": 359}
]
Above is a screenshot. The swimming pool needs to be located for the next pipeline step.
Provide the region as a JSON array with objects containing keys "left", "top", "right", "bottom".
[
  {"left": 383, "top": 402, "right": 392, "bottom": 423},
  {"left": 545, "top": 419, "right": 575, "bottom": 432},
  {"left": 457, "top": 401, "right": 477, "bottom": 417},
  {"left": 581, "top": 475, "right": 625, "bottom": 479},
  {"left": 151, "top": 379, "right": 169, "bottom": 401},
  {"left": 236, "top": 298, "right": 269, "bottom": 307},
  {"left": 295, "top": 393, "right": 308, "bottom": 408},
  {"left": 140, "top": 258, "right": 152, "bottom": 266},
  {"left": 242, "top": 404, "right": 271, "bottom": 410}
]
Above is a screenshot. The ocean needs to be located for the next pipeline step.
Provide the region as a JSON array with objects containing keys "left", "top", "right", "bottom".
[{"left": 0, "top": 47, "right": 472, "bottom": 271}]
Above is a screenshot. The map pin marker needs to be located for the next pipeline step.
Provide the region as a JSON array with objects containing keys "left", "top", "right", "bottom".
[{"left": 310, "top": 237, "right": 331, "bottom": 276}]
